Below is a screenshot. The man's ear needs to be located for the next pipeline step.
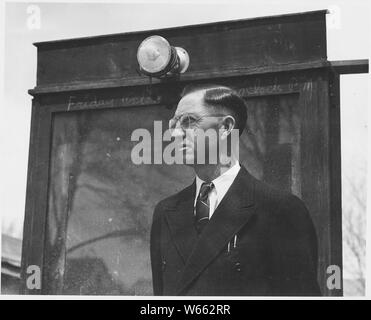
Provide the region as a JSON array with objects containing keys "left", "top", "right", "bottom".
[{"left": 220, "top": 115, "right": 236, "bottom": 139}]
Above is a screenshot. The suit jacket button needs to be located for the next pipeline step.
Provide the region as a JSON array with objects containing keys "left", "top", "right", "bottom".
[{"left": 162, "top": 260, "right": 166, "bottom": 271}]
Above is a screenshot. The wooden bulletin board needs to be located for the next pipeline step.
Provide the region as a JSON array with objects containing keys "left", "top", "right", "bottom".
[{"left": 22, "top": 10, "right": 368, "bottom": 296}]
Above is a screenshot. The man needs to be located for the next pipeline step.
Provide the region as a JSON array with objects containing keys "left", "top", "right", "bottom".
[{"left": 150, "top": 84, "right": 321, "bottom": 296}]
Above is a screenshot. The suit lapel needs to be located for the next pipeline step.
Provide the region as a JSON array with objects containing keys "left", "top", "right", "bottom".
[
  {"left": 164, "top": 181, "right": 198, "bottom": 264},
  {"left": 176, "top": 167, "right": 257, "bottom": 295}
]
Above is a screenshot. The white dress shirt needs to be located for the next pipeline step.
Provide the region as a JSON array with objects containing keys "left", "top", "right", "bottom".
[{"left": 194, "top": 162, "right": 241, "bottom": 218}]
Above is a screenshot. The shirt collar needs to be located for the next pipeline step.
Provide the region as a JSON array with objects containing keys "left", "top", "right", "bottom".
[{"left": 195, "top": 162, "right": 241, "bottom": 200}]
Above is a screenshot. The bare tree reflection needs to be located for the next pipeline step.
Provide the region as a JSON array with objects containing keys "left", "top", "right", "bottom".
[
  {"left": 343, "top": 169, "right": 366, "bottom": 295},
  {"left": 241, "top": 95, "right": 297, "bottom": 193},
  {"left": 46, "top": 112, "right": 93, "bottom": 293},
  {"left": 45, "top": 107, "right": 190, "bottom": 295}
]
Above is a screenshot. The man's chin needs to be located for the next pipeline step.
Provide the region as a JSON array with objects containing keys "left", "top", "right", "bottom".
[
  {"left": 183, "top": 156, "right": 211, "bottom": 166},
  {"left": 179, "top": 149, "right": 210, "bottom": 166}
]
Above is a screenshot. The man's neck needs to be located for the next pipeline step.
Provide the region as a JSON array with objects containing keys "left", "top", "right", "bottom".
[{"left": 193, "top": 159, "right": 237, "bottom": 182}]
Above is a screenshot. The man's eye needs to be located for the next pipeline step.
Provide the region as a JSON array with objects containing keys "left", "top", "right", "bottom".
[{"left": 185, "top": 116, "right": 197, "bottom": 125}]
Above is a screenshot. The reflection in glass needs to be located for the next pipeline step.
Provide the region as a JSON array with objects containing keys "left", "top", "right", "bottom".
[
  {"left": 240, "top": 94, "right": 300, "bottom": 194},
  {"left": 44, "top": 105, "right": 194, "bottom": 295}
]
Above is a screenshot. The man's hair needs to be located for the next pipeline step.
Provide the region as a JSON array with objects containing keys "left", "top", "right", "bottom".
[{"left": 181, "top": 84, "right": 247, "bottom": 135}]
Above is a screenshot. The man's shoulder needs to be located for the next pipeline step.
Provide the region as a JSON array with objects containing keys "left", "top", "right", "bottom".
[
  {"left": 251, "top": 175, "right": 309, "bottom": 220},
  {"left": 252, "top": 178, "right": 317, "bottom": 249},
  {"left": 153, "top": 183, "right": 194, "bottom": 214}
]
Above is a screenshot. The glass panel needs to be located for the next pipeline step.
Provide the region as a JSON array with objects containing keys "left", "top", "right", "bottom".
[
  {"left": 44, "top": 105, "right": 194, "bottom": 295},
  {"left": 44, "top": 93, "right": 300, "bottom": 295},
  {"left": 240, "top": 94, "right": 301, "bottom": 195}
]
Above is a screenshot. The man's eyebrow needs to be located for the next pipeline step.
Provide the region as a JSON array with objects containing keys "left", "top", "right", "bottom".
[{"left": 174, "top": 112, "right": 193, "bottom": 117}]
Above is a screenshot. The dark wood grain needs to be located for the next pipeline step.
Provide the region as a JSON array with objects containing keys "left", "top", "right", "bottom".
[
  {"left": 29, "top": 60, "right": 329, "bottom": 96},
  {"left": 21, "top": 101, "right": 52, "bottom": 294},
  {"left": 328, "top": 71, "right": 343, "bottom": 295},
  {"left": 330, "top": 59, "right": 369, "bottom": 74},
  {"left": 34, "top": 10, "right": 327, "bottom": 88}
]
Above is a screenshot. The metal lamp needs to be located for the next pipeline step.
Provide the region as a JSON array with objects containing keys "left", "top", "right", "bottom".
[{"left": 137, "top": 35, "right": 190, "bottom": 78}]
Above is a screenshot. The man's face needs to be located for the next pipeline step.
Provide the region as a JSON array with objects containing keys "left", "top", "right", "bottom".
[{"left": 170, "top": 90, "right": 223, "bottom": 165}]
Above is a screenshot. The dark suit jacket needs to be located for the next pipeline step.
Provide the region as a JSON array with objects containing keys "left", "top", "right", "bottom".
[{"left": 150, "top": 166, "right": 321, "bottom": 296}]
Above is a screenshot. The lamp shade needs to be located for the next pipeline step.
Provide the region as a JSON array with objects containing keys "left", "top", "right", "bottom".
[
  {"left": 137, "top": 36, "right": 172, "bottom": 75},
  {"left": 137, "top": 35, "right": 189, "bottom": 78}
]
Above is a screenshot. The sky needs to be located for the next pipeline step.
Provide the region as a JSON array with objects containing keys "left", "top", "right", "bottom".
[{"left": 0, "top": 0, "right": 369, "bottom": 285}]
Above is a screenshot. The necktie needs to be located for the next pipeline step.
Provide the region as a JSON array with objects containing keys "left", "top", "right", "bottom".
[{"left": 195, "top": 182, "right": 214, "bottom": 234}]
